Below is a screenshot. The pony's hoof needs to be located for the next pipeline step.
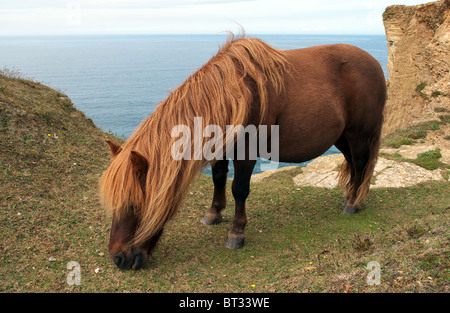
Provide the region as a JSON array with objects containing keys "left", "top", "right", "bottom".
[
  {"left": 200, "top": 213, "right": 222, "bottom": 225},
  {"left": 343, "top": 204, "right": 360, "bottom": 214},
  {"left": 225, "top": 235, "right": 245, "bottom": 249}
]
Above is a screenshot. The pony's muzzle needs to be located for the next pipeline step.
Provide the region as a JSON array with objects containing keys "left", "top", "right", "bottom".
[
  {"left": 113, "top": 253, "right": 127, "bottom": 269},
  {"left": 111, "top": 250, "right": 148, "bottom": 270},
  {"left": 132, "top": 252, "right": 145, "bottom": 270},
  {"left": 112, "top": 252, "right": 134, "bottom": 270}
]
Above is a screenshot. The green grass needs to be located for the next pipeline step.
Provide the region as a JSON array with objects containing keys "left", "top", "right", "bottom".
[
  {"left": 434, "top": 107, "right": 448, "bottom": 113},
  {"left": 439, "top": 115, "right": 450, "bottom": 124},
  {"left": 432, "top": 91, "right": 442, "bottom": 97},
  {"left": 381, "top": 148, "right": 448, "bottom": 172},
  {"left": 382, "top": 121, "right": 442, "bottom": 148},
  {"left": 1, "top": 75, "right": 449, "bottom": 293},
  {"left": 409, "top": 149, "right": 445, "bottom": 170},
  {"left": 3, "top": 173, "right": 449, "bottom": 293},
  {"left": 416, "top": 83, "right": 427, "bottom": 93}
]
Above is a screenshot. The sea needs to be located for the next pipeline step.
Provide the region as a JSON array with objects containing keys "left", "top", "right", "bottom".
[{"left": 0, "top": 34, "right": 388, "bottom": 176}]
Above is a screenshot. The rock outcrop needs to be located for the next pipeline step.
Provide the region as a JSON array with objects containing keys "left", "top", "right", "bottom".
[
  {"left": 251, "top": 146, "right": 448, "bottom": 188},
  {"left": 290, "top": 153, "right": 447, "bottom": 189},
  {"left": 382, "top": 0, "right": 449, "bottom": 135}
]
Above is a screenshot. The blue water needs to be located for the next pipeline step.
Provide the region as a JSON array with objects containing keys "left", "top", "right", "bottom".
[{"left": 0, "top": 34, "right": 388, "bottom": 176}]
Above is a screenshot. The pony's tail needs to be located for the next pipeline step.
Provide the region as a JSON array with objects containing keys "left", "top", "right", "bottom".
[
  {"left": 338, "top": 125, "right": 382, "bottom": 207},
  {"left": 337, "top": 158, "right": 353, "bottom": 198},
  {"left": 354, "top": 132, "right": 381, "bottom": 206}
]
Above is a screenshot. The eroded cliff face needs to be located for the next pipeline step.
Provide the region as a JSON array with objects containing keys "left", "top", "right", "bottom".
[{"left": 382, "top": 0, "right": 449, "bottom": 135}]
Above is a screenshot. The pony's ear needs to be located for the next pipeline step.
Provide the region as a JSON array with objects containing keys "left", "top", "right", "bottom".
[
  {"left": 130, "top": 150, "right": 148, "bottom": 174},
  {"left": 106, "top": 139, "right": 122, "bottom": 157}
]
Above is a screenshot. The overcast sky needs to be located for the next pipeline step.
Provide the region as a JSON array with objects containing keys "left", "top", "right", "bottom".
[{"left": 0, "top": 0, "right": 429, "bottom": 35}]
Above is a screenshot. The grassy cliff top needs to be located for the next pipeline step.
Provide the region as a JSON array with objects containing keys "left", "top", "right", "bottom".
[
  {"left": 0, "top": 73, "right": 120, "bottom": 221},
  {"left": 0, "top": 74, "right": 119, "bottom": 291},
  {"left": 0, "top": 75, "right": 449, "bottom": 293}
]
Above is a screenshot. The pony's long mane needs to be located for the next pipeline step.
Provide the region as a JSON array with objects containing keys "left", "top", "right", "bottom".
[{"left": 99, "top": 33, "right": 288, "bottom": 246}]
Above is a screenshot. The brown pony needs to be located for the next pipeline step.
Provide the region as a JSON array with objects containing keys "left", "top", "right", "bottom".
[{"left": 99, "top": 33, "right": 386, "bottom": 270}]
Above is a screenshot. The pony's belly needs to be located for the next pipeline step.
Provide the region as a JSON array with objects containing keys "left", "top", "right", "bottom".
[
  {"left": 277, "top": 140, "right": 335, "bottom": 163},
  {"left": 273, "top": 100, "right": 345, "bottom": 163},
  {"left": 275, "top": 125, "right": 342, "bottom": 163}
]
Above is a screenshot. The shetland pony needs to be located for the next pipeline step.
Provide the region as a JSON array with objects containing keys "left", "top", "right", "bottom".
[{"left": 99, "top": 34, "right": 385, "bottom": 270}]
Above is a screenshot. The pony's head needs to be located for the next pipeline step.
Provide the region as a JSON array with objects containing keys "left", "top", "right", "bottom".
[{"left": 100, "top": 139, "right": 164, "bottom": 270}]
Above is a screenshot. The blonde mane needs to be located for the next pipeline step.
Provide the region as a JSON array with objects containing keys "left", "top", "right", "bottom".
[{"left": 99, "top": 33, "right": 288, "bottom": 246}]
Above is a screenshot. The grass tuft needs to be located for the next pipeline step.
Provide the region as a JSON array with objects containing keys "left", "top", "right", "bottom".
[
  {"left": 434, "top": 107, "right": 448, "bottom": 113},
  {"left": 383, "top": 121, "right": 441, "bottom": 148},
  {"left": 409, "top": 149, "right": 444, "bottom": 170},
  {"left": 406, "top": 221, "right": 427, "bottom": 239},
  {"left": 439, "top": 114, "right": 450, "bottom": 124},
  {"left": 415, "top": 83, "right": 426, "bottom": 93}
]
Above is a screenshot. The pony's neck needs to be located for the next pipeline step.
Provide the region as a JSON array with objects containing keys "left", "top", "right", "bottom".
[{"left": 127, "top": 99, "right": 207, "bottom": 246}]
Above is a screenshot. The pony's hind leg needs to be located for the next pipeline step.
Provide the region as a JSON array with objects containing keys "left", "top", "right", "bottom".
[
  {"left": 201, "top": 160, "right": 229, "bottom": 225},
  {"left": 225, "top": 159, "right": 256, "bottom": 249}
]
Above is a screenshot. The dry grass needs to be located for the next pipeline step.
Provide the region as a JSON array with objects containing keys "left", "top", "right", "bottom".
[{"left": 1, "top": 75, "right": 449, "bottom": 293}]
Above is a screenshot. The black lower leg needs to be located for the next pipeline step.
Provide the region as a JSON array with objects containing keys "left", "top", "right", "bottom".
[
  {"left": 225, "top": 160, "right": 255, "bottom": 249},
  {"left": 201, "top": 160, "right": 229, "bottom": 225}
]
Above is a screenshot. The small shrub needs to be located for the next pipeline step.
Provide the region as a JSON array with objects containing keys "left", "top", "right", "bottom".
[
  {"left": 442, "top": 170, "right": 449, "bottom": 181},
  {"left": 428, "top": 120, "right": 442, "bottom": 130},
  {"left": 353, "top": 234, "right": 374, "bottom": 253},
  {"left": 439, "top": 115, "right": 450, "bottom": 124},
  {"left": 411, "top": 149, "right": 443, "bottom": 170},
  {"left": 408, "top": 129, "right": 427, "bottom": 140},
  {"left": 0, "top": 67, "right": 36, "bottom": 82},
  {"left": 406, "top": 222, "right": 427, "bottom": 239},
  {"left": 431, "top": 91, "right": 442, "bottom": 97},
  {"left": 416, "top": 83, "right": 426, "bottom": 93},
  {"left": 383, "top": 137, "right": 412, "bottom": 148}
]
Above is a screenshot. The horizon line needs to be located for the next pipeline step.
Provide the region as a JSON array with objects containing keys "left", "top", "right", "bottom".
[{"left": 0, "top": 32, "right": 387, "bottom": 37}]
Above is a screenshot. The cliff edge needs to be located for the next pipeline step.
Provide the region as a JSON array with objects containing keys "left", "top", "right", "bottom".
[{"left": 382, "top": 0, "right": 449, "bottom": 135}]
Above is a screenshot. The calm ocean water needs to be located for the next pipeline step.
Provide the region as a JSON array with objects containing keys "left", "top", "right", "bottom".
[{"left": 0, "top": 34, "right": 388, "bottom": 175}]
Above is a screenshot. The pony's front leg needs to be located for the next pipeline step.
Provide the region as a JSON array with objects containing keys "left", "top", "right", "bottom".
[
  {"left": 225, "top": 159, "right": 256, "bottom": 249},
  {"left": 201, "top": 160, "right": 229, "bottom": 225}
]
